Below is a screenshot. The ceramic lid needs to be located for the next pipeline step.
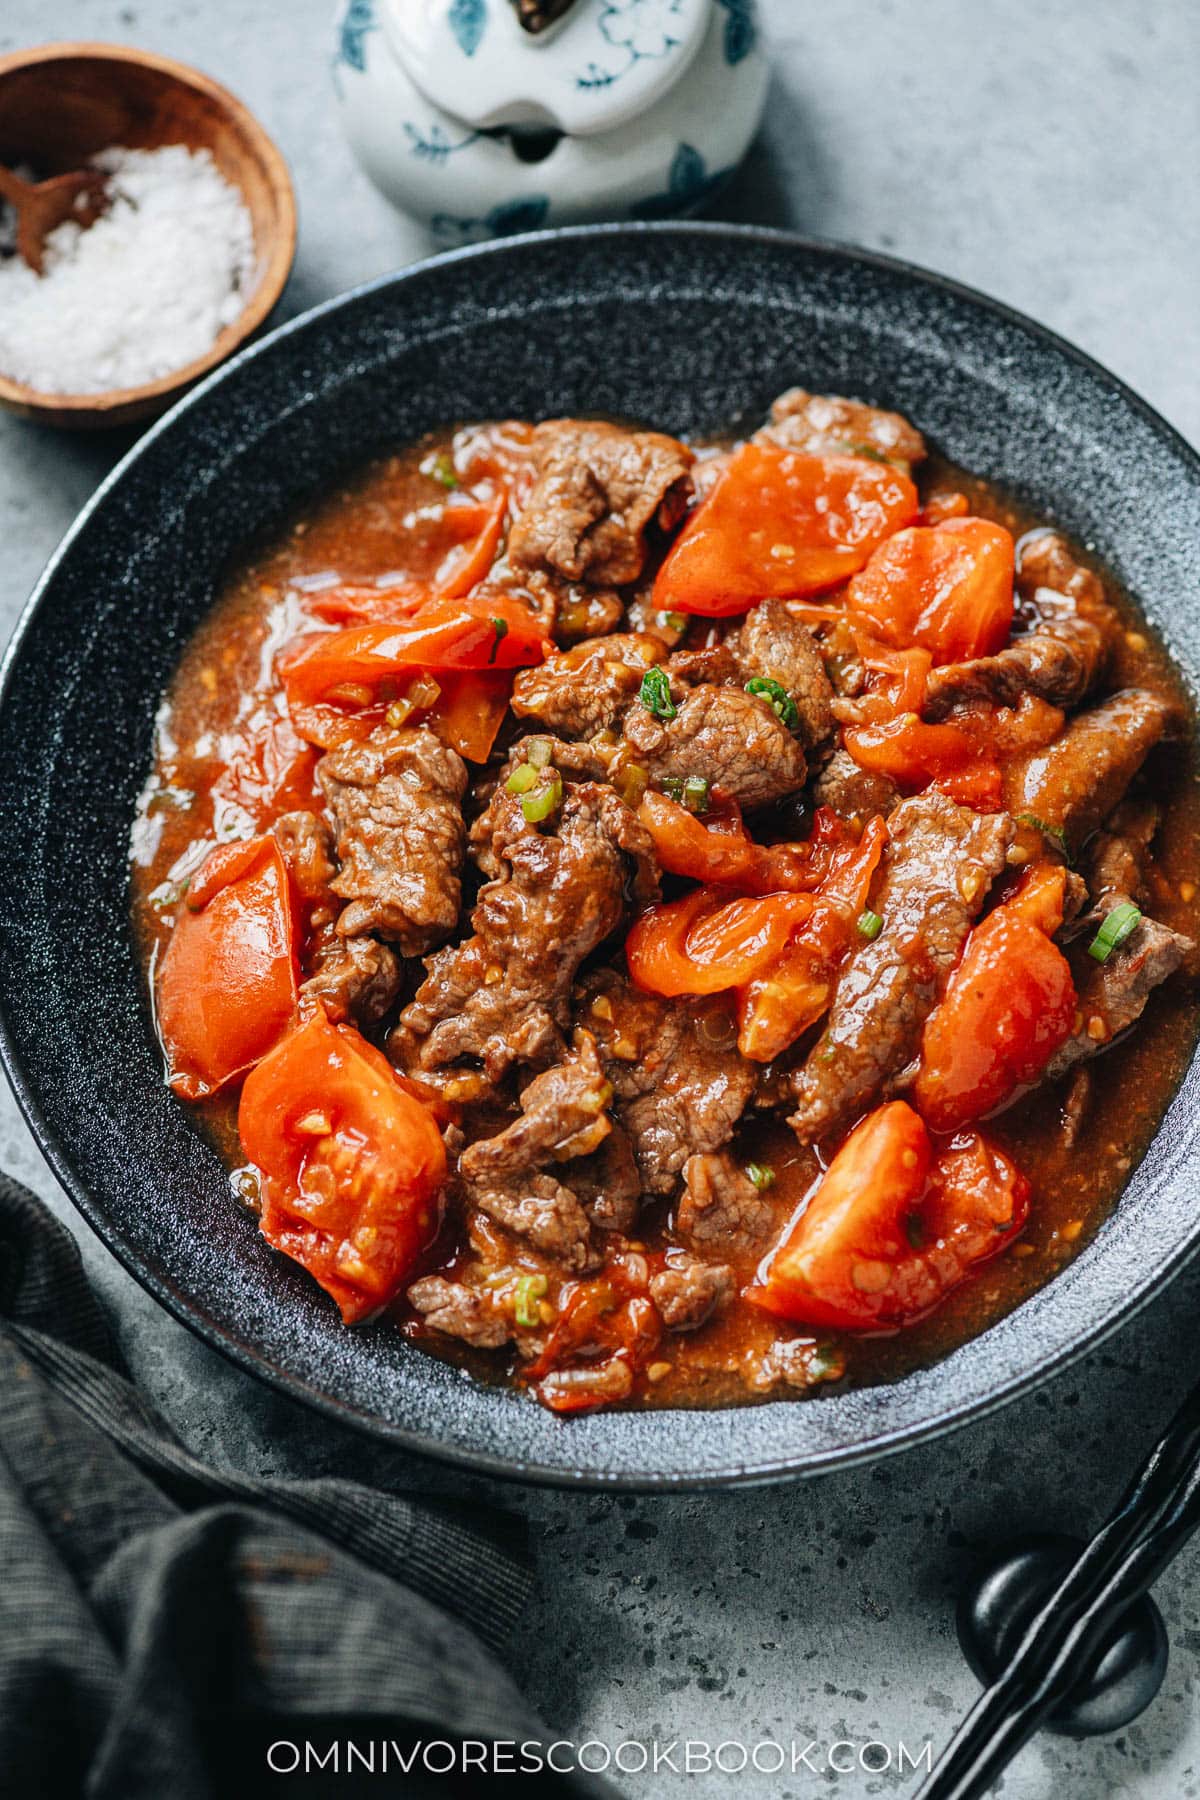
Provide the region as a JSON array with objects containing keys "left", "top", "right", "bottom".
[{"left": 381, "top": 0, "right": 711, "bottom": 137}]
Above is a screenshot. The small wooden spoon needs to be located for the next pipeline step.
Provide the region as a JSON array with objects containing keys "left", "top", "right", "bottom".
[{"left": 0, "top": 163, "right": 108, "bottom": 275}]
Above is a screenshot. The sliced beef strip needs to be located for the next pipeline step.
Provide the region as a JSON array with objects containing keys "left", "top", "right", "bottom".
[
  {"left": 273, "top": 809, "right": 401, "bottom": 1025},
  {"left": 459, "top": 1030, "right": 613, "bottom": 1184},
  {"left": 789, "top": 795, "right": 1013, "bottom": 1143},
  {"left": 303, "top": 935, "right": 402, "bottom": 1027},
  {"left": 649, "top": 1257, "right": 734, "bottom": 1332},
  {"left": 513, "top": 568, "right": 625, "bottom": 643},
  {"left": 508, "top": 419, "right": 693, "bottom": 588},
  {"left": 406, "top": 1275, "right": 514, "bottom": 1350},
  {"left": 578, "top": 969, "right": 757, "bottom": 1194},
  {"left": 1017, "top": 531, "right": 1113, "bottom": 612},
  {"left": 676, "top": 1153, "right": 775, "bottom": 1258},
  {"left": 399, "top": 784, "right": 652, "bottom": 1080},
  {"left": 468, "top": 1173, "right": 596, "bottom": 1272},
  {"left": 748, "top": 1338, "right": 847, "bottom": 1394},
  {"left": 1001, "top": 689, "right": 1172, "bottom": 855},
  {"left": 510, "top": 633, "right": 665, "bottom": 739},
  {"left": 318, "top": 725, "right": 467, "bottom": 953},
  {"left": 811, "top": 747, "right": 900, "bottom": 827},
  {"left": 924, "top": 533, "right": 1121, "bottom": 719},
  {"left": 728, "top": 599, "right": 834, "bottom": 751},
  {"left": 570, "top": 1125, "right": 642, "bottom": 1236},
  {"left": 273, "top": 809, "right": 337, "bottom": 915},
  {"left": 1083, "top": 800, "right": 1160, "bottom": 905},
  {"left": 1045, "top": 901, "right": 1194, "bottom": 1082},
  {"left": 470, "top": 746, "right": 658, "bottom": 903},
  {"left": 662, "top": 603, "right": 833, "bottom": 752},
  {"left": 760, "top": 388, "right": 926, "bottom": 472},
  {"left": 623, "top": 682, "right": 807, "bottom": 809}
]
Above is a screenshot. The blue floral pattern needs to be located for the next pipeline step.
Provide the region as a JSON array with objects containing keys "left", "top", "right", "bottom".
[
  {"left": 448, "top": 0, "right": 488, "bottom": 56},
  {"left": 578, "top": 0, "right": 688, "bottom": 90},
  {"left": 336, "top": 0, "right": 378, "bottom": 74},
  {"left": 630, "top": 142, "right": 732, "bottom": 218},
  {"left": 403, "top": 121, "right": 483, "bottom": 163},
  {"left": 714, "top": 0, "right": 757, "bottom": 64},
  {"left": 431, "top": 195, "right": 552, "bottom": 248},
  {"left": 599, "top": 0, "right": 686, "bottom": 59}
]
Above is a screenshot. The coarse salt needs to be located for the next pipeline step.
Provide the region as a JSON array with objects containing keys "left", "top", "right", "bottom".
[{"left": 0, "top": 144, "right": 258, "bottom": 395}]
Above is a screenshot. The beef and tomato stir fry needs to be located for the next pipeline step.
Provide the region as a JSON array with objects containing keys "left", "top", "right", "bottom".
[{"left": 133, "top": 389, "right": 1199, "bottom": 1413}]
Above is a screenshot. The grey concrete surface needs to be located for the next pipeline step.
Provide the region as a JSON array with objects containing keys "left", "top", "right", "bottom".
[{"left": 2, "top": 2, "right": 1199, "bottom": 1794}]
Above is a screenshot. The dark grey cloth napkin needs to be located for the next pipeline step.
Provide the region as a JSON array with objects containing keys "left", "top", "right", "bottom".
[{"left": 0, "top": 1172, "right": 600, "bottom": 1798}]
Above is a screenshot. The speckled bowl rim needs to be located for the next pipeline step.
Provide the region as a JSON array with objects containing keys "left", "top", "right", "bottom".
[{"left": 2, "top": 222, "right": 1199, "bottom": 1489}]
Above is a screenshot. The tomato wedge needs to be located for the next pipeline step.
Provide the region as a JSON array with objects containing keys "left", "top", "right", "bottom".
[
  {"left": 626, "top": 887, "right": 815, "bottom": 998},
  {"left": 734, "top": 815, "right": 888, "bottom": 1061},
  {"left": 308, "top": 583, "right": 428, "bottom": 626},
  {"left": 653, "top": 444, "right": 918, "bottom": 617},
  {"left": 842, "top": 711, "right": 1000, "bottom": 800},
  {"left": 426, "top": 669, "right": 512, "bottom": 762},
  {"left": 156, "top": 836, "right": 299, "bottom": 1101},
  {"left": 635, "top": 790, "right": 816, "bottom": 893},
  {"left": 240, "top": 1007, "right": 447, "bottom": 1324},
  {"left": 746, "top": 1102, "right": 1029, "bottom": 1331},
  {"left": 915, "top": 864, "right": 1077, "bottom": 1132},
  {"left": 434, "top": 490, "right": 508, "bottom": 599},
  {"left": 847, "top": 518, "right": 1015, "bottom": 665},
  {"left": 279, "top": 590, "right": 549, "bottom": 711}
]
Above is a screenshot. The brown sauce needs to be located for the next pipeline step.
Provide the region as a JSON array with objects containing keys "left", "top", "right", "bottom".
[{"left": 131, "top": 428, "right": 1200, "bottom": 1411}]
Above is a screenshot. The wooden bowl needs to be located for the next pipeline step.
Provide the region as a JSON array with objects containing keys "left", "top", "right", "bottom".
[{"left": 0, "top": 42, "right": 296, "bottom": 430}]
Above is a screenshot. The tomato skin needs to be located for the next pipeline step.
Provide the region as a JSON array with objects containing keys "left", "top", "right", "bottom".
[
  {"left": 626, "top": 887, "right": 815, "bottom": 998},
  {"left": 746, "top": 1103, "right": 1029, "bottom": 1331},
  {"left": 734, "top": 814, "right": 888, "bottom": 1061},
  {"left": 842, "top": 711, "right": 997, "bottom": 793},
  {"left": 425, "top": 669, "right": 511, "bottom": 762},
  {"left": 209, "top": 713, "right": 320, "bottom": 829},
  {"left": 279, "top": 591, "right": 549, "bottom": 710},
  {"left": 636, "top": 790, "right": 816, "bottom": 893},
  {"left": 653, "top": 444, "right": 918, "bottom": 617},
  {"left": 157, "top": 836, "right": 299, "bottom": 1102},
  {"left": 434, "top": 491, "right": 508, "bottom": 600},
  {"left": 308, "top": 583, "right": 428, "bottom": 626},
  {"left": 240, "top": 1008, "right": 447, "bottom": 1324},
  {"left": 915, "top": 868, "right": 1077, "bottom": 1133},
  {"left": 847, "top": 518, "right": 1015, "bottom": 665}
]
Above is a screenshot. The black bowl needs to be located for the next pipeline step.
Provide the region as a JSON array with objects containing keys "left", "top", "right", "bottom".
[{"left": 2, "top": 225, "right": 1199, "bottom": 1489}]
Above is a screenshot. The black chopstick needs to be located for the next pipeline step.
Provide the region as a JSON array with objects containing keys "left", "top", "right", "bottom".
[{"left": 916, "top": 1377, "right": 1200, "bottom": 1800}]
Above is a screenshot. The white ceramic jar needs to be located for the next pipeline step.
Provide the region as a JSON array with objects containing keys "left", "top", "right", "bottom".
[{"left": 332, "top": 0, "right": 768, "bottom": 243}]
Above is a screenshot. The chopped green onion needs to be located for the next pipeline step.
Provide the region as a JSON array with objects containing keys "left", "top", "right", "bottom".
[
  {"left": 487, "top": 616, "right": 508, "bottom": 665},
  {"left": 857, "top": 909, "right": 883, "bottom": 940},
  {"left": 745, "top": 676, "right": 800, "bottom": 731},
  {"left": 614, "top": 762, "right": 648, "bottom": 807},
  {"left": 660, "top": 776, "right": 684, "bottom": 802},
  {"left": 514, "top": 1272, "right": 548, "bottom": 1328},
  {"left": 386, "top": 698, "right": 414, "bottom": 728},
  {"left": 1088, "top": 901, "right": 1142, "bottom": 964},
  {"left": 807, "top": 1344, "right": 845, "bottom": 1382},
  {"left": 521, "top": 769, "right": 563, "bottom": 824},
  {"left": 424, "top": 450, "right": 458, "bottom": 489},
  {"left": 658, "top": 610, "right": 687, "bottom": 632},
  {"left": 506, "top": 762, "right": 539, "bottom": 795},
  {"left": 526, "top": 736, "right": 553, "bottom": 769},
  {"left": 682, "top": 776, "right": 710, "bottom": 815},
  {"left": 639, "top": 665, "right": 677, "bottom": 721},
  {"left": 745, "top": 1161, "right": 775, "bottom": 1191}
]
